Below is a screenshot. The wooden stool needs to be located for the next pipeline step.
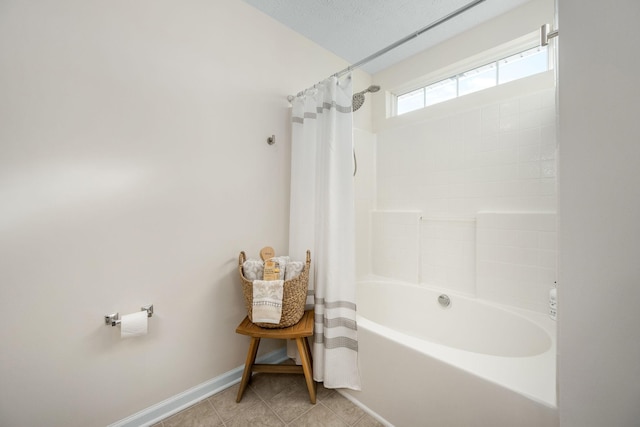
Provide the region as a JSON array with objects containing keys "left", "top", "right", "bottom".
[{"left": 235, "top": 310, "right": 316, "bottom": 404}]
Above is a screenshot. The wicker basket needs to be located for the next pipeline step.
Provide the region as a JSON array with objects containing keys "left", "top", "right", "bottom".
[{"left": 238, "top": 250, "right": 311, "bottom": 328}]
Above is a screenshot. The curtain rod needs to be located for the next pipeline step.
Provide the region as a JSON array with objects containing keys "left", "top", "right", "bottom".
[{"left": 289, "top": 0, "right": 486, "bottom": 100}]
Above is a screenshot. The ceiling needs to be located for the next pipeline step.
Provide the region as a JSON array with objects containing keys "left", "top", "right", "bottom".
[{"left": 242, "top": 0, "right": 532, "bottom": 74}]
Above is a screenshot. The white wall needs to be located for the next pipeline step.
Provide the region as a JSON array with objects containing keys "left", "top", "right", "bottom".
[
  {"left": 354, "top": 128, "right": 376, "bottom": 279},
  {"left": 0, "top": 1, "right": 370, "bottom": 426},
  {"left": 376, "top": 78, "right": 557, "bottom": 217},
  {"left": 558, "top": 1, "right": 640, "bottom": 425},
  {"left": 373, "top": 0, "right": 555, "bottom": 132},
  {"left": 366, "top": 0, "right": 557, "bottom": 312},
  {"left": 476, "top": 212, "right": 557, "bottom": 312},
  {"left": 370, "top": 78, "right": 557, "bottom": 311}
]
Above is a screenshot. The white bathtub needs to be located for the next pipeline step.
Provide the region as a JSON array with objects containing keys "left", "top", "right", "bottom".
[{"left": 343, "top": 279, "right": 558, "bottom": 427}]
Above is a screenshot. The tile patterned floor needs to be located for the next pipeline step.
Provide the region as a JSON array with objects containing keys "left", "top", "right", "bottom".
[{"left": 152, "top": 365, "right": 384, "bottom": 427}]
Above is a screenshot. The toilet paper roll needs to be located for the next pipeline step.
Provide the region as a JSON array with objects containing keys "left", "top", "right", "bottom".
[{"left": 120, "top": 311, "right": 148, "bottom": 338}]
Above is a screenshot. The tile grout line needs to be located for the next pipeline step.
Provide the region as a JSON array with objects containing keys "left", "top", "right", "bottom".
[
  {"left": 203, "top": 397, "right": 225, "bottom": 426},
  {"left": 284, "top": 400, "right": 328, "bottom": 426},
  {"left": 157, "top": 371, "right": 378, "bottom": 427},
  {"left": 248, "top": 377, "right": 289, "bottom": 426},
  {"left": 221, "top": 383, "right": 271, "bottom": 427},
  {"left": 351, "top": 411, "right": 368, "bottom": 426},
  {"left": 259, "top": 377, "right": 317, "bottom": 426},
  {"left": 246, "top": 374, "right": 340, "bottom": 426},
  {"left": 322, "top": 395, "right": 358, "bottom": 426}
]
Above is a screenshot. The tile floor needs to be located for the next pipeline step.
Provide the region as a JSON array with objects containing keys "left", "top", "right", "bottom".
[{"left": 152, "top": 363, "right": 384, "bottom": 427}]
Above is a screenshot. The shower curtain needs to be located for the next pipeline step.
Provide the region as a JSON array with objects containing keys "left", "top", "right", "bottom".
[{"left": 288, "top": 74, "right": 361, "bottom": 390}]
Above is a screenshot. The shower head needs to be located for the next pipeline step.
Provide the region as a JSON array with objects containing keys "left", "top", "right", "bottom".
[{"left": 352, "top": 85, "right": 381, "bottom": 111}]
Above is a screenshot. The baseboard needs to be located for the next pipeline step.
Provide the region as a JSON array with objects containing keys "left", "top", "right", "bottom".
[
  {"left": 337, "top": 390, "right": 394, "bottom": 427},
  {"left": 108, "top": 348, "right": 288, "bottom": 427}
]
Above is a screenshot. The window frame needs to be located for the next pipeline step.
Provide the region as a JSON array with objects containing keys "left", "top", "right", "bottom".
[{"left": 389, "top": 30, "right": 554, "bottom": 117}]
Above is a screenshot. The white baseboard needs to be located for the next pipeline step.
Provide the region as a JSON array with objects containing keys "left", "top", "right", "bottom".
[{"left": 108, "top": 348, "right": 288, "bottom": 427}]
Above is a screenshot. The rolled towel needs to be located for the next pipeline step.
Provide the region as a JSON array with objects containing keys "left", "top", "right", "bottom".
[
  {"left": 252, "top": 279, "right": 284, "bottom": 324},
  {"left": 242, "top": 259, "right": 264, "bottom": 281},
  {"left": 285, "top": 261, "right": 304, "bottom": 280},
  {"left": 270, "top": 256, "right": 290, "bottom": 280}
]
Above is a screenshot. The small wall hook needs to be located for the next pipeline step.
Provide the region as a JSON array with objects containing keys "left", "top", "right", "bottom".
[{"left": 267, "top": 135, "right": 276, "bottom": 145}]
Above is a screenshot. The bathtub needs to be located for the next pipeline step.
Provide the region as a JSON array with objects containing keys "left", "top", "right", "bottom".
[{"left": 342, "top": 278, "right": 558, "bottom": 427}]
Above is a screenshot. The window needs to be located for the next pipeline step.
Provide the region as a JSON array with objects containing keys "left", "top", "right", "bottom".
[
  {"left": 458, "top": 63, "right": 496, "bottom": 96},
  {"left": 425, "top": 78, "right": 457, "bottom": 107},
  {"left": 498, "top": 46, "right": 548, "bottom": 84},
  {"left": 397, "top": 88, "right": 425, "bottom": 115},
  {"left": 396, "top": 45, "right": 549, "bottom": 116}
]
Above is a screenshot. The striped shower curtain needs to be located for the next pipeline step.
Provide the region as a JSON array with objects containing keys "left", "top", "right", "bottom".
[{"left": 288, "top": 74, "right": 361, "bottom": 390}]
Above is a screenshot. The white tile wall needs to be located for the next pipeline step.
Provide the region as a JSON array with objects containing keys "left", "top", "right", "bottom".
[
  {"left": 371, "top": 211, "right": 421, "bottom": 282},
  {"left": 420, "top": 218, "right": 476, "bottom": 295},
  {"left": 371, "top": 84, "right": 557, "bottom": 308},
  {"left": 376, "top": 87, "right": 557, "bottom": 218},
  {"left": 476, "top": 212, "right": 557, "bottom": 312}
]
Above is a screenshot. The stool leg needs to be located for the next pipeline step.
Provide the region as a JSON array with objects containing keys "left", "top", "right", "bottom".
[
  {"left": 304, "top": 336, "right": 313, "bottom": 368},
  {"left": 295, "top": 337, "right": 316, "bottom": 404},
  {"left": 237, "top": 337, "right": 260, "bottom": 403}
]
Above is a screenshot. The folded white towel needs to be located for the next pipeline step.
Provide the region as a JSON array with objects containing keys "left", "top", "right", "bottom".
[
  {"left": 242, "top": 259, "right": 264, "bottom": 281},
  {"left": 252, "top": 280, "right": 284, "bottom": 324},
  {"left": 285, "top": 261, "right": 304, "bottom": 280}
]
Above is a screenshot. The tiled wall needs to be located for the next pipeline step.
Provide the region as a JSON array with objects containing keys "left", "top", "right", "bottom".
[
  {"left": 370, "top": 210, "right": 557, "bottom": 312},
  {"left": 376, "top": 84, "right": 557, "bottom": 217},
  {"left": 369, "top": 81, "right": 557, "bottom": 313},
  {"left": 371, "top": 211, "right": 421, "bottom": 283},
  {"left": 476, "top": 212, "right": 557, "bottom": 312},
  {"left": 420, "top": 218, "right": 476, "bottom": 295}
]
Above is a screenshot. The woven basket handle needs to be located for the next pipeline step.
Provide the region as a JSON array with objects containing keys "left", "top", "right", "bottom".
[{"left": 305, "top": 250, "right": 311, "bottom": 265}]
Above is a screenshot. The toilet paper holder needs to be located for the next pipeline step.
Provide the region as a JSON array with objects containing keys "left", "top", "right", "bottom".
[{"left": 105, "top": 304, "right": 153, "bottom": 326}]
